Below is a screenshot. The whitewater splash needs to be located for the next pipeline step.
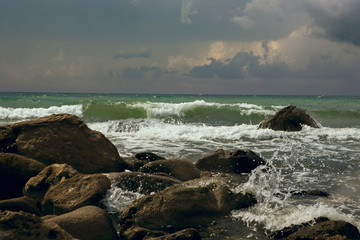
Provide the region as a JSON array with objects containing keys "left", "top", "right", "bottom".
[{"left": 0, "top": 105, "right": 83, "bottom": 120}]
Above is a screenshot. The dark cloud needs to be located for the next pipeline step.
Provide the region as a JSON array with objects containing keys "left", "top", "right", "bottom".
[
  {"left": 188, "top": 51, "right": 289, "bottom": 79},
  {"left": 305, "top": 0, "right": 360, "bottom": 46},
  {"left": 113, "top": 50, "right": 152, "bottom": 59},
  {"left": 121, "top": 65, "right": 162, "bottom": 79}
]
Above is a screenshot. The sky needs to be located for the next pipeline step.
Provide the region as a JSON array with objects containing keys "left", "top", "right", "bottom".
[{"left": 1, "top": 0, "right": 360, "bottom": 95}]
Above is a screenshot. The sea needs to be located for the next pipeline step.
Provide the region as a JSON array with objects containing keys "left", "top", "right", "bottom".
[{"left": 1, "top": 92, "right": 359, "bottom": 239}]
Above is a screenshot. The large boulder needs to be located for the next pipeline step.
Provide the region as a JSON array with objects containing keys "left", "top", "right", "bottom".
[
  {"left": 0, "top": 114, "right": 128, "bottom": 173},
  {"left": 195, "top": 149, "right": 266, "bottom": 174},
  {"left": 270, "top": 217, "right": 360, "bottom": 240},
  {"left": 118, "top": 177, "right": 256, "bottom": 233},
  {"left": 107, "top": 172, "right": 181, "bottom": 194},
  {"left": 43, "top": 206, "right": 118, "bottom": 240},
  {"left": 259, "top": 105, "right": 319, "bottom": 131},
  {"left": 0, "top": 210, "right": 75, "bottom": 240},
  {"left": 0, "top": 153, "right": 45, "bottom": 200},
  {"left": 139, "top": 159, "right": 201, "bottom": 181},
  {"left": 24, "top": 164, "right": 111, "bottom": 215},
  {"left": 125, "top": 152, "right": 166, "bottom": 171}
]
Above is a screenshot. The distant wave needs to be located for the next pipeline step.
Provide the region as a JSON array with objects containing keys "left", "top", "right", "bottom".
[{"left": 0, "top": 105, "right": 83, "bottom": 120}]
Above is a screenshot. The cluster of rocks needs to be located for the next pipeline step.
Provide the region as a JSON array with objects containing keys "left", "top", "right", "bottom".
[{"left": 0, "top": 107, "right": 358, "bottom": 240}]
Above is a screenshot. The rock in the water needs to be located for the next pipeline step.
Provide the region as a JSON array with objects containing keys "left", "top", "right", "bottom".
[
  {"left": 196, "top": 149, "right": 266, "bottom": 174},
  {"left": 0, "top": 210, "right": 75, "bottom": 240},
  {"left": 107, "top": 172, "right": 181, "bottom": 194},
  {"left": 140, "top": 159, "right": 201, "bottom": 181},
  {"left": 0, "top": 114, "right": 128, "bottom": 173},
  {"left": 259, "top": 105, "right": 319, "bottom": 131},
  {"left": 0, "top": 153, "right": 45, "bottom": 200},
  {"left": 24, "top": 163, "right": 111, "bottom": 215},
  {"left": 135, "top": 152, "right": 165, "bottom": 161},
  {"left": 0, "top": 196, "right": 42, "bottom": 216},
  {"left": 270, "top": 217, "right": 360, "bottom": 240},
  {"left": 118, "top": 177, "right": 256, "bottom": 232},
  {"left": 125, "top": 152, "right": 166, "bottom": 171},
  {"left": 43, "top": 206, "right": 118, "bottom": 240}
]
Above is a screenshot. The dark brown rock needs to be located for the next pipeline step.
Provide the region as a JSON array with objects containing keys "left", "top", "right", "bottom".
[
  {"left": 107, "top": 172, "right": 181, "bottom": 194},
  {"left": 24, "top": 164, "right": 111, "bottom": 215},
  {"left": 118, "top": 177, "right": 256, "bottom": 232},
  {"left": 42, "top": 172, "right": 111, "bottom": 215},
  {"left": 259, "top": 105, "right": 320, "bottom": 131},
  {"left": 195, "top": 149, "right": 266, "bottom": 174},
  {"left": 270, "top": 217, "right": 360, "bottom": 240},
  {"left": 0, "top": 114, "right": 128, "bottom": 173},
  {"left": 0, "top": 153, "right": 46, "bottom": 200},
  {"left": 24, "top": 164, "right": 79, "bottom": 203},
  {"left": 0, "top": 210, "right": 75, "bottom": 240},
  {"left": 0, "top": 196, "right": 42, "bottom": 216},
  {"left": 121, "top": 226, "right": 165, "bottom": 240},
  {"left": 147, "top": 228, "right": 201, "bottom": 240},
  {"left": 135, "top": 152, "right": 165, "bottom": 161},
  {"left": 139, "top": 159, "right": 201, "bottom": 181},
  {"left": 43, "top": 206, "right": 118, "bottom": 240}
]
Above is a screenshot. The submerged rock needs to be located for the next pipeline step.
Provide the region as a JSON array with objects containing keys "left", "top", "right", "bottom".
[
  {"left": 118, "top": 177, "right": 256, "bottom": 233},
  {"left": 0, "top": 153, "right": 46, "bottom": 200},
  {"left": 140, "top": 159, "right": 201, "bottom": 181},
  {"left": 24, "top": 164, "right": 111, "bottom": 215},
  {"left": 0, "top": 113, "right": 128, "bottom": 173},
  {"left": 270, "top": 217, "right": 360, "bottom": 240},
  {"left": 259, "top": 105, "right": 319, "bottom": 131},
  {"left": 107, "top": 172, "right": 181, "bottom": 194},
  {"left": 0, "top": 210, "right": 75, "bottom": 240},
  {"left": 43, "top": 206, "right": 118, "bottom": 240},
  {"left": 195, "top": 149, "right": 266, "bottom": 174},
  {"left": 259, "top": 105, "right": 320, "bottom": 132}
]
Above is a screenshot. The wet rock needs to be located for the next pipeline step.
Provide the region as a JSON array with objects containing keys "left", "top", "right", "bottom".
[
  {"left": 43, "top": 206, "right": 118, "bottom": 240},
  {"left": 270, "top": 217, "right": 360, "bottom": 240},
  {"left": 0, "top": 113, "right": 128, "bottom": 173},
  {"left": 107, "top": 172, "right": 181, "bottom": 194},
  {"left": 259, "top": 105, "right": 320, "bottom": 131},
  {"left": 195, "top": 149, "right": 266, "bottom": 174},
  {"left": 0, "top": 210, "right": 75, "bottom": 240},
  {"left": 0, "top": 153, "right": 45, "bottom": 200},
  {"left": 135, "top": 152, "right": 165, "bottom": 161},
  {"left": 24, "top": 164, "right": 111, "bottom": 215},
  {"left": 0, "top": 196, "right": 42, "bottom": 216},
  {"left": 118, "top": 177, "right": 256, "bottom": 232},
  {"left": 289, "top": 189, "right": 329, "bottom": 197},
  {"left": 147, "top": 228, "right": 201, "bottom": 240},
  {"left": 140, "top": 159, "right": 201, "bottom": 181}
]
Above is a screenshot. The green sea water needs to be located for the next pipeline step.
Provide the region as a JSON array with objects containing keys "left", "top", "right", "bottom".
[{"left": 1, "top": 92, "right": 360, "bottom": 239}]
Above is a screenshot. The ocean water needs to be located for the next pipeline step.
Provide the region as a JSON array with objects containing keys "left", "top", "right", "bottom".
[{"left": 1, "top": 92, "right": 360, "bottom": 239}]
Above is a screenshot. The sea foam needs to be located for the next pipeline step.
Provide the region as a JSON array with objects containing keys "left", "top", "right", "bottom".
[{"left": 0, "top": 105, "right": 83, "bottom": 119}]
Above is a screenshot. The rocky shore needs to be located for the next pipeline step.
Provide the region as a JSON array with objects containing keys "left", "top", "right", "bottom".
[{"left": 0, "top": 106, "right": 359, "bottom": 239}]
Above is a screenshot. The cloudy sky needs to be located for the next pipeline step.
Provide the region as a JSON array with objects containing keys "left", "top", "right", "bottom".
[{"left": 1, "top": 0, "right": 359, "bottom": 95}]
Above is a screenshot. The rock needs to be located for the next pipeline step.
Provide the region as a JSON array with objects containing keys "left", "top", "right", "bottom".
[
  {"left": 0, "top": 196, "right": 42, "bottom": 216},
  {"left": 259, "top": 105, "right": 319, "bottom": 131},
  {"left": 0, "top": 114, "right": 128, "bottom": 173},
  {"left": 24, "top": 164, "right": 111, "bottom": 215},
  {"left": 43, "top": 206, "right": 118, "bottom": 240},
  {"left": 24, "top": 164, "right": 79, "bottom": 203},
  {"left": 195, "top": 149, "right": 266, "bottom": 174},
  {"left": 135, "top": 152, "right": 165, "bottom": 161},
  {"left": 147, "top": 228, "right": 201, "bottom": 240},
  {"left": 0, "top": 153, "right": 45, "bottom": 200},
  {"left": 121, "top": 226, "right": 165, "bottom": 240},
  {"left": 270, "top": 217, "right": 360, "bottom": 240},
  {"left": 0, "top": 210, "right": 75, "bottom": 240},
  {"left": 139, "top": 159, "right": 201, "bottom": 181},
  {"left": 107, "top": 172, "right": 181, "bottom": 194},
  {"left": 118, "top": 177, "right": 256, "bottom": 232}
]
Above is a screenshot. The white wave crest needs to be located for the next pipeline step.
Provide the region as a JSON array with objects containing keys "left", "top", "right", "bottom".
[
  {"left": 0, "top": 105, "right": 83, "bottom": 119},
  {"left": 129, "top": 100, "right": 276, "bottom": 117}
]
